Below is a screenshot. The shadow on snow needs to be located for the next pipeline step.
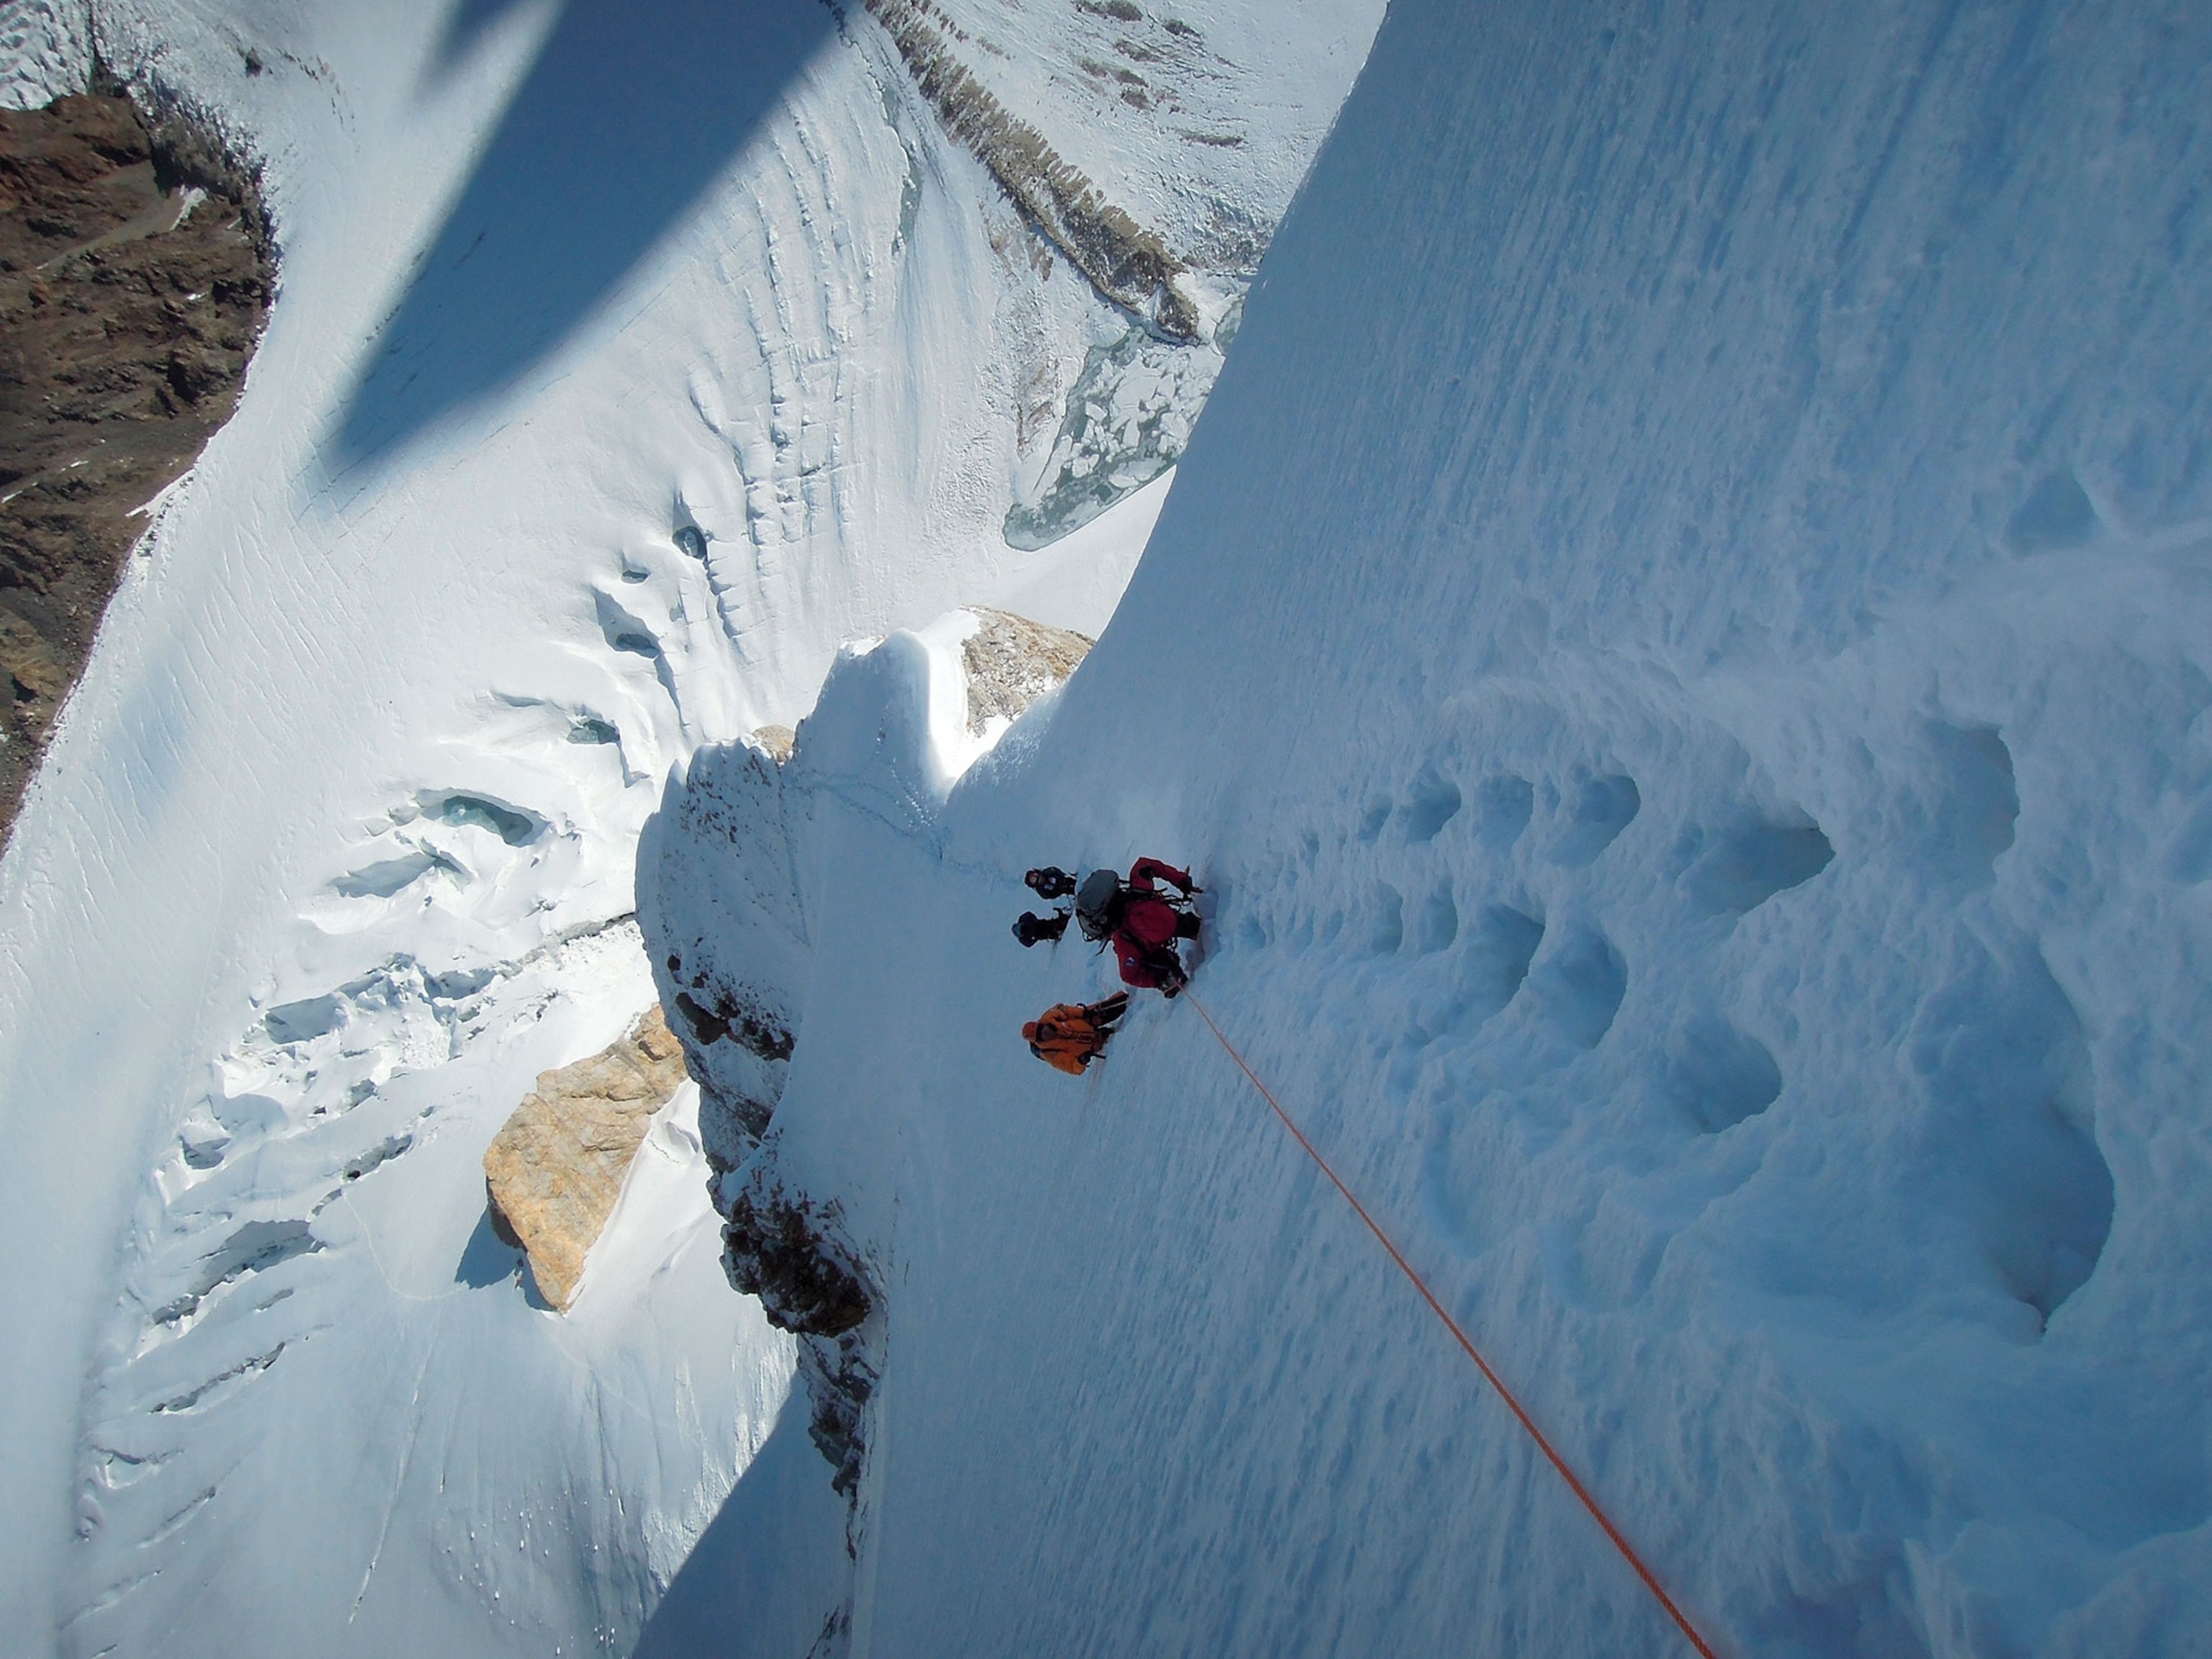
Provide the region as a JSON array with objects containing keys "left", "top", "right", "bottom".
[{"left": 328, "top": 0, "right": 836, "bottom": 475}]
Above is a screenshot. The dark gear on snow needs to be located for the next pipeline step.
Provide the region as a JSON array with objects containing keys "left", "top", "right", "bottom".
[
  {"left": 1025, "top": 867, "right": 1078, "bottom": 902},
  {"left": 1013, "top": 909, "right": 1071, "bottom": 947},
  {"left": 1023, "top": 992, "right": 1130, "bottom": 1075}
]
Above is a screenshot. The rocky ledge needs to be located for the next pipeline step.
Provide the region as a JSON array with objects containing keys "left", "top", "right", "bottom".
[
  {"left": 959, "top": 607, "right": 1092, "bottom": 732},
  {"left": 0, "top": 86, "right": 271, "bottom": 843}
]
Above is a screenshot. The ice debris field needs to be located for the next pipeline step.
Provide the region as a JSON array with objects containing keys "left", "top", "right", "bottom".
[{"left": 2, "top": 0, "right": 2211, "bottom": 1655}]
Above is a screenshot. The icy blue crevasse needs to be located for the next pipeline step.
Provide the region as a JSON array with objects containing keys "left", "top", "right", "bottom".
[{"left": 1004, "top": 328, "right": 1218, "bottom": 549}]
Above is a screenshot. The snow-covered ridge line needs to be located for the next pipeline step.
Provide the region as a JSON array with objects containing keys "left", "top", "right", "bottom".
[
  {"left": 639, "top": 608, "right": 1094, "bottom": 1550},
  {"left": 860, "top": 0, "right": 1197, "bottom": 338}
]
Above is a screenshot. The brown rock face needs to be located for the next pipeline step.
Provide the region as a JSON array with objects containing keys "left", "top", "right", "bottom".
[
  {"left": 863, "top": 0, "right": 1197, "bottom": 339},
  {"left": 721, "top": 1184, "right": 871, "bottom": 1338},
  {"left": 481, "top": 1004, "right": 692, "bottom": 1310},
  {"left": 717, "top": 1171, "right": 875, "bottom": 1501},
  {"left": 960, "top": 606, "right": 1092, "bottom": 733},
  {"left": 0, "top": 89, "right": 271, "bottom": 845}
]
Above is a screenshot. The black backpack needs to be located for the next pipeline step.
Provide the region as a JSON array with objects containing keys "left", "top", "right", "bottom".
[{"left": 1074, "top": 869, "right": 1123, "bottom": 942}]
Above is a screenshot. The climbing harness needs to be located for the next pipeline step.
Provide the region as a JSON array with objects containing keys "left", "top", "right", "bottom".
[{"left": 1184, "top": 992, "right": 1722, "bottom": 1659}]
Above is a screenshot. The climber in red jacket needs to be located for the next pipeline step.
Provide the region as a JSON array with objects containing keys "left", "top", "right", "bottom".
[{"left": 1074, "top": 858, "right": 1201, "bottom": 995}]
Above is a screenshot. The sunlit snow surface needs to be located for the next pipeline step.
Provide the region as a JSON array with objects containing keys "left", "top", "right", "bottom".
[
  {"left": 645, "top": 1, "right": 2212, "bottom": 1655},
  {"left": 0, "top": 0, "right": 90, "bottom": 109}
]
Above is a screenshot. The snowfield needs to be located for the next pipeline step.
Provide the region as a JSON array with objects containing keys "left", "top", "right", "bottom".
[{"left": 2, "top": 0, "right": 2210, "bottom": 1655}]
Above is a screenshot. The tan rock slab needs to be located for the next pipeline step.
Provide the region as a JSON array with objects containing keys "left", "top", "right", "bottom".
[
  {"left": 961, "top": 607, "right": 1092, "bottom": 732},
  {"left": 482, "top": 1004, "right": 690, "bottom": 1310}
]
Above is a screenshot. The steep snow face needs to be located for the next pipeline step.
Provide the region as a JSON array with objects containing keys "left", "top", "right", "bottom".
[
  {"left": 657, "top": 0, "right": 2212, "bottom": 1653},
  {"left": 0, "top": 0, "right": 1381, "bottom": 1654}
]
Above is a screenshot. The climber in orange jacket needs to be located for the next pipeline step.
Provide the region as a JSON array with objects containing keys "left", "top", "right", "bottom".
[{"left": 1022, "top": 992, "right": 1130, "bottom": 1075}]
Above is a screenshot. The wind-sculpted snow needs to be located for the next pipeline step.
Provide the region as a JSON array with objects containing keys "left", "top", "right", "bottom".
[
  {"left": 0, "top": 1, "right": 90, "bottom": 110},
  {"left": 333, "top": 0, "right": 837, "bottom": 467},
  {"left": 66, "top": 917, "right": 778, "bottom": 1658}
]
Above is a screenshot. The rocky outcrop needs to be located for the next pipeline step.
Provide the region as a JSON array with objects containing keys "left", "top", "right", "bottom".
[
  {"left": 0, "top": 86, "right": 271, "bottom": 843},
  {"left": 863, "top": 0, "right": 1197, "bottom": 339},
  {"left": 960, "top": 607, "right": 1091, "bottom": 732},
  {"left": 643, "top": 734, "right": 811, "bottom": 1175},
  {"left": 803, "top": 1331, "right": 877, "bottom": 1507},
  {"left": 723, "top": 1183, "right": 871, "bottom": 1336},
  {"left": 481, "top": 1004, "right": 692, "bottom": 1309},
  {"left": 721, "top": 1166, "right": 877, "bottom": 1506}
]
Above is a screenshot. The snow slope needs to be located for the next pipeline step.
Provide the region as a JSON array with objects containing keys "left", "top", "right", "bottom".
[
  {"left": 0, "top": 0, "right": 1378, "bottom": 1653},
  {"left": 648, "top": 0, "right": 2212, "bottom": 1653},
  {"left": 870, "top": 0, "right": 1380, "bottom": 278},
  {"left": 0, "top": 1, "right": 91, "bottom": 110}
]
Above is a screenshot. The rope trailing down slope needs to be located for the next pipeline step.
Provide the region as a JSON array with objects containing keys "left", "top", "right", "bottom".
[{"left": 1183, "top": 992, "right": 1722, "bottom": 1659}]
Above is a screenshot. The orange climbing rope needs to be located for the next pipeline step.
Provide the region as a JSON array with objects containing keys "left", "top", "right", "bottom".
[{"left": 1183, "top": 992, "right": 1722, "bottom": 1659}]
